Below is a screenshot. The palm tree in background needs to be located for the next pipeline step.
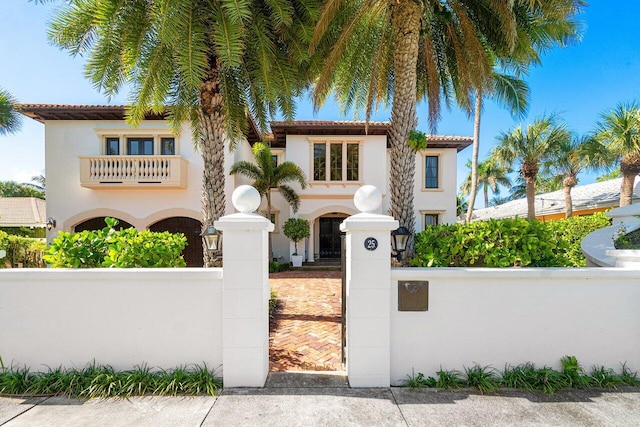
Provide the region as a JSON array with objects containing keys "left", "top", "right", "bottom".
[
  {"left": 48, "top": 0, "right": 321, "bottom": 266},
  {"left": 594, "top": 102, "right": 640, "bottom": 206},
  {"left": 545, "top": 133, "right": 596, "bottom": 217},
  {"left": 0, "top": 88, "right": 22, "bottom": 136},
  {"left": 493, "top": 115, "right": 570, "bottom": 219},
  {"left": 461, "top": 157, "right": 512, "bottom": 209}
]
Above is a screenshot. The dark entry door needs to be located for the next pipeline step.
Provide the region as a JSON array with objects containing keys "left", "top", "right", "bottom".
[
  {"left": 150, "top": 217, "right": 203, "bottom": 267},
  {"left": 319, "top": 217, "right": 345, "bottom": 258}
]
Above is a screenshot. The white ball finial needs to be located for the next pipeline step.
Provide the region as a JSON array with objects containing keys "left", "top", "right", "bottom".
[
  {"left": 232, "top": 185, "right": 261, "bottom": 214},
  {"left": 354, "top": 185, "right": 382, "bottom": 213}
]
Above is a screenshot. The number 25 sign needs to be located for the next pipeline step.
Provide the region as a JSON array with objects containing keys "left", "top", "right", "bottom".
[{"left": 364, "top": 237, "right": 378, "bottom": 251}]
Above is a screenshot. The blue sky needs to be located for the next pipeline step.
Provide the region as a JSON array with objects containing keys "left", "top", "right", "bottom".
[{"left": 1, "top": 2, "right": 639, "bottom": 203}]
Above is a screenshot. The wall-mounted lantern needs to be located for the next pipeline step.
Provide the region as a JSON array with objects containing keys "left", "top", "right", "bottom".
[
  {"left": 46, "top": 217, "right": 57, "bottom": 231},
  {"left": 202, "top": 225, "right": 222, "bottom": 253},
  {"left": 391, "top": 226, "right": 410, "bottom": 260}
]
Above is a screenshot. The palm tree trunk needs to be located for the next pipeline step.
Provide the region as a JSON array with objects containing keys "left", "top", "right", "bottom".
[
  {"left": 619, "top": 155, "right": 640, "bottom": 207},
  {"left": 483, "top": 185, "right": 489, "bottom": 208},
  {"left": 525, "top": 176, "right": 536, "bottom": 220},
  {"left": 199, "top": 59, "right": 227, "bottom": 267},
  {"left": 563, "top": 175, "right": 577, "bottom": 218},
  {"left": 389, "top": 1, "right": 421, "bottom": 264},
  {"left": 563, "top": 185, "right": 573, "bottom": 218},
  {"left": 620, "top": 172, "right": 635, "bottom": 207},
  {"left": 466, "top": 91, "right": 482, "bottom": 222}
]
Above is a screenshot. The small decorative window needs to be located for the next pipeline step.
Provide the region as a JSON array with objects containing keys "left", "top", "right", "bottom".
[
  {"left": 424, "top": 213, "right": 439, "bottom": 227},
  {"left": 272, "top": 154, "right": 278, "bottom": 167},
  {"left": 105, "top": 137, "right": 120, "bottom": 155},
  {"left": 425, "top": 155, "right": 439, "bottom": 189},
  {"left": 161, "top": 137, "right": 175, "bottom": 155},
  {"left": 127, "top": 137, "right": 154, "bottom": 155}
]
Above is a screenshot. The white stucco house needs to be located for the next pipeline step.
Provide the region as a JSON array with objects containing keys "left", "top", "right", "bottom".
[{"left": 20, "top": 104, "right": 471, "bottom": 266}]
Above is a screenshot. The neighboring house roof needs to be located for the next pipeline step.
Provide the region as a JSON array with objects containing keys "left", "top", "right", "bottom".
[
  {"left": 470, "top": 178, "right": 639, "bottom": 222},
  {"left": 269, "top": 120, "right": 473, "bottom": 151},
  {"left": 0, "top": 197, "right": 46, "bottom": 228},
  {"left": 18, "top": 104, "right": 262, "bottom": 143}
]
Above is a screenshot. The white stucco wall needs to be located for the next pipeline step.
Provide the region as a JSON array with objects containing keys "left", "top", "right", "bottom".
[
  {"left": 412, "top": 148, "right": 459, "bottom": 229},
  {"left": 0, "top": 269, "right": 223, "bottom": 371},
  {"left": 388, "top": 267, "right": 640, "bottom": 386},
  {"left": 45, "top": 120, "right": 203, "bottom": 237}
]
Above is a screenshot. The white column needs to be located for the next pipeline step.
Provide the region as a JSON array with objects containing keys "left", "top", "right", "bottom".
[
  {"left": 340, "top": 185, "right": 398, "bottom": 387},
  {"left": 307, "top": 219, "right": 315, "bottom": 262},
  {"left": 215, "top": 185, "right": 274, "bottom": 387}
]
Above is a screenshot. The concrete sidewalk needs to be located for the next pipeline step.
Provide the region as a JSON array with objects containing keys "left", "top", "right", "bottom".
[{"left": 2, "top": 373, "right": 640, "bottom": 426}]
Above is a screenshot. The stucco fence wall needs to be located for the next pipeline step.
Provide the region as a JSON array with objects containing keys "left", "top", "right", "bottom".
[
  {"left": 389, "top": 267, "right": 640, "bottom": 386},
  {"left": 0, "top": 269, "right": 223, "bottom": 373}
]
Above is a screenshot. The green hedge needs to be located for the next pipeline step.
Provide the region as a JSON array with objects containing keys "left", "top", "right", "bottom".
[
  {"left": 44, "top": 218, "right": 187, "bottom": 268},
  {"left": 411, "top": 213, "right": 610, "bottom": 268},
  {"left": 0, "top": 231, "right": 46, "bottom": 268}
]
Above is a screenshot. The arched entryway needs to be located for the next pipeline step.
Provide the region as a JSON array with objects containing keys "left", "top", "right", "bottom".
[
  {"left": 74, "top": 217, "right": 134, "bottom": 232},
  {"left": 149, "top": 217, "right": 203, "bottom": 267},
  {"left": 301, "top": 206, "right": 357, "bottom": 263}
]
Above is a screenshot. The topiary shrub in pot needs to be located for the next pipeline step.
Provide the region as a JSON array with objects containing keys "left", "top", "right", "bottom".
[{"left": 283, "top": 218, "right": 310, "bottom": 267}]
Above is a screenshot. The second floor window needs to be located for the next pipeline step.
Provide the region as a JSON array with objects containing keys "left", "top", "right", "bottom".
[
  {"left": 127, "top": 137, "right": 154, "bottom": 155},
  {"left": 425, "top": 155, "right": 439, "bottom": 189},
  {"left": 313, "top": 142, "right": 360, "bottom": 182},
  {"left": 161, "top": 138, "right": 175, "bottom": 155},
  {"left": 105, "top": 137, "right": 119, "bottom": 155}
]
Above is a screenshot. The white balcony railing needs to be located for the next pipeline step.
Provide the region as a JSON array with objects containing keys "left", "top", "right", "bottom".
[{"left": 79, "top": 155, "right": 188, "bottom": 188}]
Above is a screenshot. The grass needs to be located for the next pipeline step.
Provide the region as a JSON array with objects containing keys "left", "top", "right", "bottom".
[
  {"left": 405, "top": 356, "right": 639, "bottom": 395},
  {"left": 0, "top": 361, "right": 222, "bottom": 398}
]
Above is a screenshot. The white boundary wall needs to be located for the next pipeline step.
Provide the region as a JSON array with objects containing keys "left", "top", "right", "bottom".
[
  {"left": 0, "top": 269, "right": 223, "bottom": 372},
  {"left": 390, "top": 267, "right": 640, "bottom": 386}
]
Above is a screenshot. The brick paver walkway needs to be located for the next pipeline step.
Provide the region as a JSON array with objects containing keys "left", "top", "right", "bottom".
[{"left": 269, "top": 270, "right": 343, "bottom": 371}]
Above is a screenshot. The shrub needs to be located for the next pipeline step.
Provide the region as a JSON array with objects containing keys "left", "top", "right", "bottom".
[
  {"left": 45, "top": 218, "right": 187, "bottom": 268},
  {"left": 412, "top": 213, "right": 610, "bottom": 267},
  {"left": 0, "top": 232, "right": 46, "bottom": 268},
  {"left": 283, "top": 218, "right": 310, "bottom": 255}
]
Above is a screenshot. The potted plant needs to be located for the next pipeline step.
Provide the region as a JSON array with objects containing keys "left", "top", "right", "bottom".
[{"left": 283, "top": 218, "right": 310, "bottom": 267}]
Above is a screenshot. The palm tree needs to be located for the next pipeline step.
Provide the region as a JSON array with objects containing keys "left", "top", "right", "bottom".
[
  {"left": 465, "top": 72, "right": 529, "bottom": 223},
  {"left": 0, "top": 88, "right": 22, "bottom": 136},
  {"left": 493, "top": 115, "right": 570, "bottom": 219},
  {"left": 545, "top": 134, "right": 595, "bottom": 217},
  {"left": 48, "top": 0, "right": 320, "bottom": 266},
  {"left": 465, "top": 2, "right": 582, "bottom": 223},
  {"left": 310, "top": 1, "right": 582, "bottom": 261},
  {"left": 230, "top": 142, "right": 307, "bottom": 220},
  {"left": 461, "top": 157, "right": 512, "bottom": 209},
  {"left": 231, "top": 142, "right": 306, "bottom": 259},
  {"left": 594, "top": 102, "right": 640, "bottom": 206}
]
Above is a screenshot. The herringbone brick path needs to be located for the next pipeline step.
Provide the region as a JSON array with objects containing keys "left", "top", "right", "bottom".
[{"left": 269, "top": 270, "right": 343, "bottom": 371}]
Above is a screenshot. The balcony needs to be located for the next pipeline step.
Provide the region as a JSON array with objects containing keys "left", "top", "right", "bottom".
[{"left": 79, "top": 155, "right": 188, "bottom": 189}]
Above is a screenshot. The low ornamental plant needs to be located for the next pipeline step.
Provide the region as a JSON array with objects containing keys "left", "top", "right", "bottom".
[
  {"left": 412, "top": 213, "right": 610, "bottom": 267},
  {"left": 0, "top": 359, "right": 221, "bottom": 398},
  {"left": 0, "top": 231, "right": 46, "bottom": 268},
  {"left": 44, "top": 218, "right": 187, "bottom": 268},
  {"left": 404, "top": 356, "right": 639, "bottom": 395}
]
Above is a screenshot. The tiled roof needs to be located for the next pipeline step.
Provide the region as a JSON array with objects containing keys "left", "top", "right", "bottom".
[
  {"left": 0, "top": 197, "right": 46, "bottom": 227},
  {"left": 18, "top": 104, "right": 262, "bottom": 142},
  {"left": 269, "top": 120, "right": 472, "bottom": 151},
  {"left": 470, "top": 177, "right": 639, "bottom": 221}
]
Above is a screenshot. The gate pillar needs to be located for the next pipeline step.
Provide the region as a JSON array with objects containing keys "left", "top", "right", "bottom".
[
  {"left": 340, "top": 185, "right": 398, "bottom": 387},
  {"left": 215, "top": 185, "right": 274, "bottom": 387}
]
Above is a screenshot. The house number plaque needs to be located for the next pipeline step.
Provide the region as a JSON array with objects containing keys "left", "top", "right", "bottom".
[{"left": 364, "top": 237, "right": 378, "bottom": 251}]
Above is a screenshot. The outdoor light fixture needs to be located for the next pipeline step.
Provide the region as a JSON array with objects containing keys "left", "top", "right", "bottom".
[
  {"left": 46, "top": 217, "right": 56, "bottom": 231},
  {"left": 391, "top": 226, "right": 410, "bottom": 260},
  {"left": 202, "top": 225, "right": 222, "bottom": 252}
]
